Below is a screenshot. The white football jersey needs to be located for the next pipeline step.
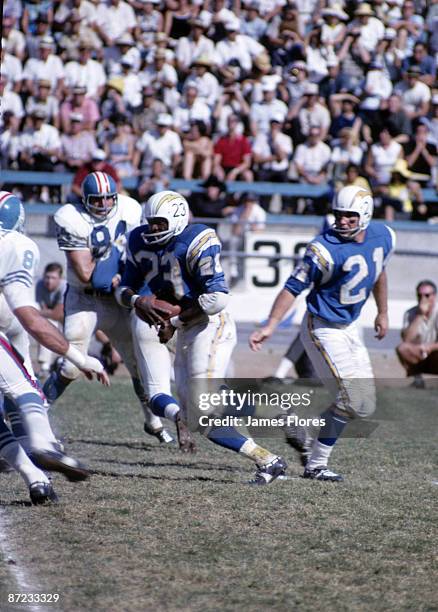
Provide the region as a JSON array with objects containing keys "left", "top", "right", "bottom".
[
  {"left": 0, "top": 231, "right": 39, "bottom": 312},
  {"left": 54, "top": 194, "right": 141, "bottom": 288}
]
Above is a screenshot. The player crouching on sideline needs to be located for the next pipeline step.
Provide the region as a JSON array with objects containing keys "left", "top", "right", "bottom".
[
  {"left": 250, "top": 186, "right": 396, "bottom": 481},
  {"left": 116, "top": 191, "right": 287, "bottom": 485},
  {"left": 0, "top": 192, "right": 109, "bottom": 504},
  {"left": 43, "top": 172, "right": 173, "bottom": 445}
]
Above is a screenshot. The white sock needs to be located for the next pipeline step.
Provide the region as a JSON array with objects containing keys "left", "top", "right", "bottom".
[
  {"left": 239, "top": 438, "right": 277, "bottom": 466},
  {"left": 306, "top": 440, "right": 334, "bottom": 471},
  {"left": 164, "top": 403, "right": 179, "bottom": 422},
  {"left": 0, "top": 437, "right": 49, "bottom": 486},
  {"left": 274, "top": 357, "right": 292, "bottom": 379},
  {"left": 142, "top": 403, "right": 163, "bottom": 432},
  {"left": 19, "top": 398, "right": 58, "bottom": 450}
]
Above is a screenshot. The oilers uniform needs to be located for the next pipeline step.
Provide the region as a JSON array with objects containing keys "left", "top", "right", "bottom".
[
  {"left": 285, "top": 222, "right": 396, "bottom": 416},
  {"left": 122, "top": 223, "right": 237, "bottom": 411}
]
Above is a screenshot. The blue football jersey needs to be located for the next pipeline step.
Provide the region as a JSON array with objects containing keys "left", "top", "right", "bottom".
[
  {"left": 122, "top": 223, "right": 229, "bottom": 309},
  {"left": 285, "top": 222, "right": 396, "bottom": 324}
]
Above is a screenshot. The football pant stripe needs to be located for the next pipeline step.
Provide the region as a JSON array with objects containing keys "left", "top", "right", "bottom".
[{"left": 206, "top": 312, "right": 226, "bottom": 378}]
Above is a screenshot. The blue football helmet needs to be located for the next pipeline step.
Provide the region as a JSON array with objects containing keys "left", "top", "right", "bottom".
[
  {"left": 0, "top": 191, "right": 25, "bottom": 233},
  {"left": 81, "top": 172, "right": 118, "bottom": 218}
]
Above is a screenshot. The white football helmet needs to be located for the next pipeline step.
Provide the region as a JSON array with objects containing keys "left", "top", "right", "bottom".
[
  {"left": 332, "top": 185, "right": 373, "bottom": 238},
  {"left": 141, "top": 191, "right": 189, "bottom": 244}
]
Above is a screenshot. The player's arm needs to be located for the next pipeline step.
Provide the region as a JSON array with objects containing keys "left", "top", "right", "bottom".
[
  {"left": 66, "top": 250, "right": 96, "bottom": 284},
  {"left": 249, "top": 289, "right": 296, "bottom": 351},
  {"left": 373, "top": 270, "right": 388, "bottom": 340}
]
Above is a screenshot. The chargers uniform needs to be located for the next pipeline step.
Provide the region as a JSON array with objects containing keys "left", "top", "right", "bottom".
[
  {"left": 285, "top": 221, "right": 396, "bottom": 416},
  {"left": 123, "top": 223, "right": 237, "bottom": 411},
  {"left": 47, "top": 192, "right": 165, "bottom": 434}
]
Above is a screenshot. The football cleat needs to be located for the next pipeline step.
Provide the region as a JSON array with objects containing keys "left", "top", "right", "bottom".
[
  {"left": 143, "top": 423, "right": 175, "bottom": 444},
  {"left": 29, "top": 449, "right": 90, "bottom": 482},
  {"left": 303, "top": 466, "right": 344, "bottom": 482},
  {"left": 175, "top": 414, "right": 196, "bottom": 453},
  {"left": 29, "top": 481, "right": 59, "bottom": 505},
  {"left": 248, "top": 456, "right": 287, "bottom": 486}
]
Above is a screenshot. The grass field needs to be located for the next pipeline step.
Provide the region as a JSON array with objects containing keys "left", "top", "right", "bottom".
[{"left": 0, "top": 379, "right": 437, "bottom": 612}]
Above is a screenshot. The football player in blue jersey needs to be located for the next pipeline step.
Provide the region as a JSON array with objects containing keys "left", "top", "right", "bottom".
[
  {"left": 117, "top": 190, "right": 287, "bottom": 485},
  {"left": 250, "top": 185, "right": 396, "bottom": 481}
]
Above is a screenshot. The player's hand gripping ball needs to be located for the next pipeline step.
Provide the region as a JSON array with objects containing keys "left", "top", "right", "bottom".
[{"left": 134, "top": 295, "right": 181, "bottom": 326}]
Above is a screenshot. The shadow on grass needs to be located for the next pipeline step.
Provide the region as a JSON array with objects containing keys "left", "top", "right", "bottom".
[
  {"left": 66, "top": 438, "right": 161, "bottom": 452},
  {"left": 97, "top": 457, "right": 242, "bottom": 473},
  {"left": 89, "top": 468, "right": 234, "bottom": 484},
  {"left": 0, "top": 499, "right": 32, "bottom": 507}
]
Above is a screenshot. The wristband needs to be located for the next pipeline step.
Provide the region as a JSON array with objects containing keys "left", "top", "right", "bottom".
[
  {"left": 64, "top": 345, "right": 86, "bottom": 369},
  {"left": 130, "top": 294, "right": 140, "bottom": 308},
  {"left": 170, "top": 315, "right": 184, "bottom": 329}
]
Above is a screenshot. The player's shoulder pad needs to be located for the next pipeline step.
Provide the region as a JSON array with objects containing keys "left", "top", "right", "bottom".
[
  {"left": 184, "top": 224, "right": 221, "bottom": 271},
  {"left": 127, "top": 223, "right": 147, "bottom": 252},
  {"left": 117, "top": 194, "right": 142, "bottom": 227},
  {"left": 54, "top": 203, "right": 89, "bottom": 236},
  {"left": 304, "top": 237, "right": 335, "bottom": 281}
]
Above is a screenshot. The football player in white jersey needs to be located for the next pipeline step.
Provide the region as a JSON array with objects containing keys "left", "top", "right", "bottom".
[
  {"left": 0, "top": 191, "right": 108, "bottom": 504},
  {"left": 42, "top": 172, "right": 172, "bottom": 444},
  {"left": 250, "top": 186, "right": 396, "bottom": 481},
  {"left": 117, "top": 191, "right": 288, "bottom": 485}
]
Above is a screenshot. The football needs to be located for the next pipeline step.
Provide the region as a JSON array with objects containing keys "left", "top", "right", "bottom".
[{"left": 134, "top": 295, "right": 181, "bottom": 322}]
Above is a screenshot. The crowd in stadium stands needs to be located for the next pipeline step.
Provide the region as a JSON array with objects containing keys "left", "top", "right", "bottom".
[{"left": 1, "top": 0, "right": 438, "bottom": 220}]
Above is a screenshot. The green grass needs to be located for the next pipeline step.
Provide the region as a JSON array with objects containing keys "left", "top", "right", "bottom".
[{"left": 0, "top": 380, "right": 437, "bottom": 612}]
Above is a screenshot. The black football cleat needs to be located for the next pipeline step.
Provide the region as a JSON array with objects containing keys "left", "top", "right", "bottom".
[
  {"left": 303, "top": 466, "right": 344, "bottom": 482},
  {"left": 248, "top": 456, "right": 287, "bottom": 485},
  {"left": 143, "top": 423, "right": 174, "bottom": 444},
  {"left": 29, "top": 449, "right": 90, "bottom": 482},
  {"left": 29, "top": 481, "right": 59, "bottom": 505}
]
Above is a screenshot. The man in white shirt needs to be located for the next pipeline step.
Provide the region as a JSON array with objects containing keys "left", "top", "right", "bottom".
[
  {"left": 253, "top": 115, "right": 293, "bottom": 181},
  {"left": 294, "top": 127, "right": 331, "bottom": 185},
  {"left": 176, "top": 18, "right": 215, "bottom": 73},
  {"left": 95, "top": 0, "right": 136, "bottom": 51},
  {"left": 0, "top": 76, "right": 24, "bottom": 129},
  {"left": 215, "top": 22, "right": 264, "bottom": 78},
  {"left": 64, "top": 41, "right": 107, "bottom": 100},
  {"left": 172, "top": 84, "right": 211, "bottom": 135},
  {"left": 184, "top": 57, "right": 220, "bottom": 109},
  {"left": 23, "top": 36, "right": 65, "bottom": 98},
  {"left": 353, "top": 2, "right": 385, "bottom": 53},
  {"left": 394, "top": 66, "right": 431, "bottom": 120},
  {"left": 1, "top": 44, "right": 24, "bottom": 92},
  {"left": 134, "top": 114, "right": 183, "bottom": 178},
  {"left": 293, "top": 83, "right": 331, "bottom": 140},
  {"left": 250, "top": 82, "right": 288, "bottom": 136}
]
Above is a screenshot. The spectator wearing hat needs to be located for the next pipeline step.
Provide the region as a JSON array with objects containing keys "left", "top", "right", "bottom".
[
  {"left": 182, "top": 120, "right": 214, "bottom": 180},
  {"left": 61, "top": 113, "right": 97, "bottom": 171},
  {"left": 240, "top": 2, "right": 267, "bottom": 41},
  {"left": 229, "top": 192, "right": 266, "bottom": 285},
  {"left": 132, "top": 85, "right": 167, "bottom": 134},
  {"left": 64, "top": 41, "right": 106, "bottom": 100},
  {"left": 378, "top": 158, "right": 427, "bottom": 221},
  {"left": 100, "top": 78, "right": 128, "bottom": 122},
  {"left": 208, "top": 0, "right": 237, "bottom": 43},
  {"left": 291, "top": 82, "right": 331, "bottom": 141},
  {"left": 352, "top": 3, "right": 385, "bottom": 54},
  {"left": 18, "top": 109, "right": 62, "bottom": 202},
  {"left": 0, "top": 76, "right": 25, "bottom": 129},
  {"left": 403, "top": 122, "right": 437, "bottom": 186},
  {"left": 213, "top": 82, "right": 251, "bottom": 136},
  {"left": 141, "top": 48, "right": 179, "bottom": 110},
  {"left": 184, "top": 57, "right": 220, "bottom": 109},
  {"left": 71, "top": 149, "right": 121, "bottom": 200},
  {"left": 23, "top": 36, "right": 65, "bottom": 98},
  {"left": 252, "top": 114, "right": 293, "bottom": 187},
  {"left": 328, "top": 93, "right": 361, "bottom": 140},
  {"left": 164, "top": 0, "right": 198, "bottom": 40},
  {"left": 175, "top": 18, "right": 215, "bottom": 73},
  {"left": 134, "top": 113, "right": 182, "bottom": 179},
  {"left": 60, "top": 85, "right": 100, "bottom": 133},
  {"left": 320, "top": 5, "right": 348, "bottom": 48},
  {"left": 402, "top": 42, "right": 437, "bottom": 88},
  {"left": 111, "top": 34, "right": 141, "bottom": 74},
  {"left": 213, "top": 114, "right": 253, "bottom": 182},
  {"left": 57, "top": 11, "right": 92, "bottom": 63},
  {"left": 243, "top": 55, "right": 280, "bottom": 105},
  {"left": 25, "top": 79, "right": 60, "bottom": 129},
  {"left": 284, "top": 61, "right": 311, "bottom": 108},
  {"left": 1, "top": 39, "right": 23, "bottom": 94},
  {"left": 104, "top": 114, "right": 136, "bottom": 178},
  {"left": 394, "top": 66, "right": 431, "bottom": 120},
  {"left": 189, "top": 175, "right": 234, "bottom": 222},
  {"left": 136, "top": 1, "right": 164, "bottom": 47},
  {"left": 172, "top": 83, "right": 211, "bottom": 135},
  {"left": 95, "top": 0, "right": 136, "bottom": 55},
  {"left": 304, "top": 25, "right": 334, "bottom": 84},
  {"left": 215, "top": 21, "right": 265, "bottom": 80},
  {"left": 250, "top": 81, "right": 288, "bottom": 136},
  {"left": 2, "top": 14, "right": 26, "bottom": 61},
  {"left": 364, "top": 127, "right": 403, "bottom": 188}
]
